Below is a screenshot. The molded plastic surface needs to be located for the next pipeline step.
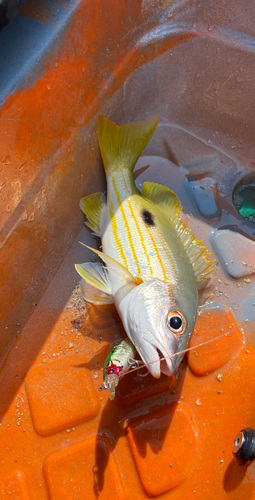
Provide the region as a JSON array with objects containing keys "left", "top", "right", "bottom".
[{"left": 1, "top": 0, "right": 255, "bottom": 499}]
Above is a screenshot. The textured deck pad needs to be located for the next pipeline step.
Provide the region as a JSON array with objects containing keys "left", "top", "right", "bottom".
[{"left": 1, "top": 0, "right": 255, "bottom": 497}]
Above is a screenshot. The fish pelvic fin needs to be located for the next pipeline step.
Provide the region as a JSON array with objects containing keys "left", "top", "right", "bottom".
[
  {"left": 75, "top": 262, "right": 113, "bottom": 305},
  {"left": 75, "top": 262, "right": 111, "bottom": 294},
  {"left": 141, "top": 181, "right": 214, "bottom": 283},
  {"left": 80, "top": 192, "right": 106, "bottom": 236},
  {"left": 79, "top": 243, "right": 138, "bottom": 285},
  {"left": 98, "top": 116, "right": 159, "bottom": 175}
]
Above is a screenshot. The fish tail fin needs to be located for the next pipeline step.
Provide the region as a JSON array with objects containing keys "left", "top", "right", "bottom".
[{"left": 98, "top": 116, "right": 159, "bottom": 175}]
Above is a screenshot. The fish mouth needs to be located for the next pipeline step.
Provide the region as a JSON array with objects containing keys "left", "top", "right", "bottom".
[{"left": 139, "top": 332, "right": 174, "bottom": 379}]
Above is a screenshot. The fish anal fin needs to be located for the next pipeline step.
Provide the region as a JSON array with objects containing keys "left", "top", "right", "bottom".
[
  {"left": 80, "top": 192, "right": 106, "bottom": 236},
  {"left": 141, "top": 181, "right": 181, "bottom": 222}
]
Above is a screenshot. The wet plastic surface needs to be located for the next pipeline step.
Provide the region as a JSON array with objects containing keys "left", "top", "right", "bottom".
[
  {"left": 1, "top": 242, "right": 255, "bottom": 499},
  {"left": 1, "top": 0, "right": 255, "bottom": 498}
]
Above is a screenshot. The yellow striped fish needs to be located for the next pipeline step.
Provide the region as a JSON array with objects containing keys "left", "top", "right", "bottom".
[{"left": 75, "top": 116, "right": 214, "bottom": 378}]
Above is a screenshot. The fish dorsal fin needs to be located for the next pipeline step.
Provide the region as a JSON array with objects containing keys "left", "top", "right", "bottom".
[
  {"left": 80, "top": 192, "right": 106, "bottom": 236},
  {"left": 141, "top": 182, "right": 214, "bottom": 283},
  {"left": 141, "top": 181, "right": 181, "bottom": 221},
  {"left": 79, "top": 243, "right": 137, "bottom": 285},
  {"left": 174, "top": 219, "right": 215, "bottom": 282},
  {"left": 98, "top": 116, "right": 158, "bottom": 175}
]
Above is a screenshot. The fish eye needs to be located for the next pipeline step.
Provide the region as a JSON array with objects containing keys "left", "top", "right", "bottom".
[{"left": 167, "top": 310, "right": 187, "bottom": 335}]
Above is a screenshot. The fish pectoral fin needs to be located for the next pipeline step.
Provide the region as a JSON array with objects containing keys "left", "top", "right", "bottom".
[
  {"left": 79, "top": 243, "right": 138, "bottom": 285},
  {"left": 141, "top": 181, "right": 181, "bottom": 221},
  {"left": 80, "top": 192, "right": 106, "bottom": 236},
  {"left": 75, "top": 262, "right": 112, "bottom": 296}
]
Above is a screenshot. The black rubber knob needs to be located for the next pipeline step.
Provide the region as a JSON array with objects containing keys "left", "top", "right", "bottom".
[{"left": 233, "top": 427, "right": 255, "bottom": 466}]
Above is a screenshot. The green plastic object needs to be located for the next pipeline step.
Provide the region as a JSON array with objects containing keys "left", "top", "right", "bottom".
[{"left": 233, "top": 183, "right": 255, "bottom": 222}]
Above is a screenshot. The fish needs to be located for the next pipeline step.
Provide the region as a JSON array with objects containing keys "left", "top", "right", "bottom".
[
  {"left": 102, "top": 321, "right": 243, "bottom": 399},
  {"left": 75, "top": 116, "right": 214, "bottom": 379},
  {"left": 102, "top": 337, "right": 137, "bottom": 400}
]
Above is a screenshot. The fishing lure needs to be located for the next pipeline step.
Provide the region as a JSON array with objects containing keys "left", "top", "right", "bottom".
[
  {"left": 102, "top": 337, "right": 137, "bottom": 400},
  {"left": 75, "top": 116, "right": 214, "bottom": 379},
  {"left": 102, "top": 323, "right": 243, "bottom": 399}
]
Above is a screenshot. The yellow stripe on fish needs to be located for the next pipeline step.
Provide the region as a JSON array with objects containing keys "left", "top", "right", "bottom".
[
  {"left": 127, "top": 198, "right": 154, "bottom": 277},
  {"left": 112, "top": 178, "right": 141, "bottom": 276},
  {"left": 144, "top": 224, "right": 168, "bottom": 282},
  {"left": 157, "top": 230, "right": 178, "bottom": 281},
  {"left": 109, "top": 199, "right": 129, "bottom": 270}
]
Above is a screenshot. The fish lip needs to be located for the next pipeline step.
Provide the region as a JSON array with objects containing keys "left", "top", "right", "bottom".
[
  {"left": 142, "top": 332, "right": 175, "bottom": 378},
  {"left": 139, "top": 339, "right": 160, "bottom": 378}
]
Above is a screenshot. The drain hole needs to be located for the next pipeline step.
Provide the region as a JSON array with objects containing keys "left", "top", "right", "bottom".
[{"left": 233, "top": 177, "right": 255, "bottom": 223}]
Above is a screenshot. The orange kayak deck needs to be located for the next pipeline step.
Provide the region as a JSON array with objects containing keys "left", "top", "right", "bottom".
[
  {"left": 0, "top": 228, "right": 255, "bottom": 500},
  {"left": 1, "top": 0, "right": 255, "bottom": 498}
]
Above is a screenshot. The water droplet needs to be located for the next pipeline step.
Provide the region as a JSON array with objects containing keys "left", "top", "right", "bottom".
[{"left": 20, "top": 211, "right": 27, "bottom": 221}]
